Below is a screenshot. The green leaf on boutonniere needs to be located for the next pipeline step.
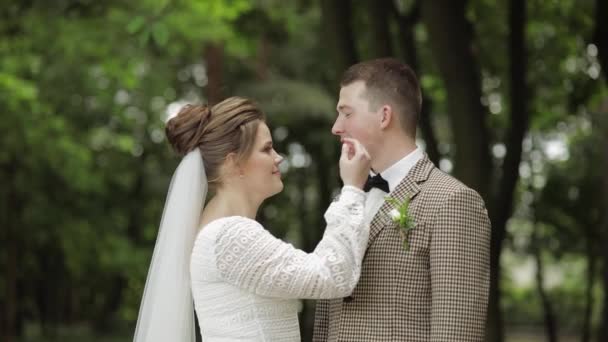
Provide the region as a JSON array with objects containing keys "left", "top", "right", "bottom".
[{"left": 385, "top": 196, "right": 415, "bottom": 251}]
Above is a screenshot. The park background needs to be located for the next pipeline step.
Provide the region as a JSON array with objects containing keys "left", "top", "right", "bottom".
[{"left": 1, "top": 0, "right": 607, "bottom": 341}]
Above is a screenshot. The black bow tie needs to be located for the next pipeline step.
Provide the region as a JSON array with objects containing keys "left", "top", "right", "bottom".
[{"left": 363, "top": 174, "right": 389, "bottom": 193}]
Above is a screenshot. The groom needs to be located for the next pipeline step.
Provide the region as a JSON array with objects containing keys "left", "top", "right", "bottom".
[{"left": 313, "top": 58, "right": 491, "bottom": 341}]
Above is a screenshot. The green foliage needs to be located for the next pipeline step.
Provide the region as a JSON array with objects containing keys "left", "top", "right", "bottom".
[{"left": 0, "top": 0, "right": 605, "bottom": 340}]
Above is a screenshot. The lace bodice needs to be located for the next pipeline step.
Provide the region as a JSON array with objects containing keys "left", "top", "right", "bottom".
[{"left": 190, "top": 186, "right": 368, "bottom": 341}]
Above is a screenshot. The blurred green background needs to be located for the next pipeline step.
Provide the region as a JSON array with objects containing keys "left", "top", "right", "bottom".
[{"left": 1, "top": 0, "right": 607, "bottom": 341}]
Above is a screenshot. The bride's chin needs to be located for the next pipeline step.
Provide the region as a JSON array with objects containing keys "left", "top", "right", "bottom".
[{"left": 273, "top": 182, "right": 284, "bottom": 195}]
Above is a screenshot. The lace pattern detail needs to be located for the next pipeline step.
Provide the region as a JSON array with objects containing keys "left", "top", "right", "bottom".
[
  {"left": 214, "top": 186, "right": 368, "bottom": 299},
  {"left": 205, "top": 300, "right": 299, "bottom": 327}
]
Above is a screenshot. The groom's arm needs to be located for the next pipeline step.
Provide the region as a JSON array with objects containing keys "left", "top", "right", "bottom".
[{"left": 430, "top": 187, "right": 491, "bottom": 342}]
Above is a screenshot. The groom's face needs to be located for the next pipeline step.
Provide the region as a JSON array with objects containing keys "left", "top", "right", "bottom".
[{"left": 333, "top": 81, "right": 381, "bottom": 161}]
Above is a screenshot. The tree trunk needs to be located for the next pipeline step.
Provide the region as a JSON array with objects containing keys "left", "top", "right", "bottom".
[
  {"left": 364, "top": 0, "right": 392, "bottom": 58},
  {"left": 420, "top": 0, "right": 491, "bottom": 199},
  {"left": 37, "top": 243, "right": 67, "bottom": 337},
  {"left": 600, "top": 226, "right": 608, "bottom": 342},
  {"left": 2, "top": 161, "right": 19, "bottom": 342},
  {"left": 488, "top": 0, "right": 530, "bottom": 341},
  {"left": 593, "top": 0, "right": 607, "bottom": 84},
  {"left": 320, "top": 0, "right": 358, "bottom": 83},
  {"left": 256, "top": 35, "right": 271, "bottom": 81},
  {"left": 390, "top": 1, "right": 440, "bottom": 165},
  {"left": 597, "top": 108, "right": 608, "bottom": 342},
  {"left": 531, "top": 222, "right": 558, "bottom": 342},
  {"left": 581, "top": 237, "right": 596, "bottom": 342},
  {"left": 417, "top": 95, "right": 441, "bottom": 166},
  {"left": 593, "top": 0, "right": 608, "bottom": 339},
  {"left": 204, "top": 42, "right": 225, "bottom": 104},
  {"left": 4, "top": 237, "right": 17, "bottom": 342}
]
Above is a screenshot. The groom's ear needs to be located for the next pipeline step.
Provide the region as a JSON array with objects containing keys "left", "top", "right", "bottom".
[{"left": 379, "top": 105, "right": 394, "bottom": 130}]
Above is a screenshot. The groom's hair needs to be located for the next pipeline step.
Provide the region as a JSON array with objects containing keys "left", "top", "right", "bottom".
[{"left": 340, "top": 58, "right": 421, "bottom": 137}]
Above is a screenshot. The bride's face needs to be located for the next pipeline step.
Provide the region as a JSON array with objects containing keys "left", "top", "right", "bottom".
[{"left": 239, "top": 122, "right": 284, "bottom": 199}]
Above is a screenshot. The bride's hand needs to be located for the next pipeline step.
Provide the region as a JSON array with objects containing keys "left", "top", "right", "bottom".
[{"left": 339, "top": 138, "right": 371, "bottom": 190}]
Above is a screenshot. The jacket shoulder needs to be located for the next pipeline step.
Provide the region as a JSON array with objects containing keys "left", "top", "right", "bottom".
[{"left": 421, "top": 167, "right": 485, "bottom": 205}]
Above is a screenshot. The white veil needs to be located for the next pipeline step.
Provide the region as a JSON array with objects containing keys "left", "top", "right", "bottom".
[{"left": 133, "top": 149, "right": 207, "bottom": 342}]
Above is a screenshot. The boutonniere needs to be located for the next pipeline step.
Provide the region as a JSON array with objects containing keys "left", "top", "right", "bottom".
[{"left": 385, "top": 196, "right": 415, "bottom": 251}]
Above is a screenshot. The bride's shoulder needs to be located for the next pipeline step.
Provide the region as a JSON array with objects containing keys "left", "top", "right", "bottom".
[
  {"left": 196, "top": 216, "right": 268, "bottom": 249},
  {"left": 199, "top": 216, "right": 262, "bottom": 236}
]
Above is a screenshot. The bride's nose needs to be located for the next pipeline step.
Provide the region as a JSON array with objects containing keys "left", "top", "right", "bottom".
[{"left": 274, "top": 152, "right": 284, "bottom": 165}]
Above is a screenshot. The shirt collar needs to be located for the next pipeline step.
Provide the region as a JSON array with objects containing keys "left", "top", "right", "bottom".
[{"left": 374, "top": 147, "right": 424, "bottom": 193}]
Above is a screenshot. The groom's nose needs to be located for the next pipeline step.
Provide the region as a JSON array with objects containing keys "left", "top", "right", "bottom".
[{"left": 331, "top": 117, "right": 344, "bottom": 136}]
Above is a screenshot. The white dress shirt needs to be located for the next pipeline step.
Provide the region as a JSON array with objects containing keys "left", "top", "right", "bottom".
[
  {"left": 363, "top": 147, "right": 424, "bottom": 226},
  {"left": 377, "top": 147, "right": 424, "bottom": 193}
]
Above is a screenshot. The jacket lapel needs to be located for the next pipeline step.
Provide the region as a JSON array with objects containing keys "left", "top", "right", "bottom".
[{"left": 366, "top": 155, "right": 435, "bottom": 249}]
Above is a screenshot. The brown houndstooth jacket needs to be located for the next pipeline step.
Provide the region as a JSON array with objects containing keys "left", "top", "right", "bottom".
[{"left": 313, "top": 154, "right": 491, "bottom": 341}]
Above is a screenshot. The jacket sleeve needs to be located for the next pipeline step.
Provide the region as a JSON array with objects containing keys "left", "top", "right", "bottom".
[{"left": 430, "top": 187, "right": 491, "bottom": 342}]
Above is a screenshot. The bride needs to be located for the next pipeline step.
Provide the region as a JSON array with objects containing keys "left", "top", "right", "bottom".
[{"left": 133, "top": 96, "right": 371, "bottom": 341}]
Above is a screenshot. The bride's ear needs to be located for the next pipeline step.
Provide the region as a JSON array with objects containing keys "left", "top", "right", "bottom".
[{"left": 223, "top": 152, "right": 243, "bottom": 178}]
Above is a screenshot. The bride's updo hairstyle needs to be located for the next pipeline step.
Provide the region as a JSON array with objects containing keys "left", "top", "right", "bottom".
[{"left": 165, "top": 96, "right": 265, "bottom": 191}]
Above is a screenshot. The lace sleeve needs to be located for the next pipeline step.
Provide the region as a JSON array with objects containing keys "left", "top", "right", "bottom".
[{"left": 213, "top": 186, "right": 368, "bottom": 299}]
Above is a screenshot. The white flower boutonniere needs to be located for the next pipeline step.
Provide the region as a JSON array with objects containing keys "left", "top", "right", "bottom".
[{"left": 385, "top": 196, "right": 415, "bottom": 251}]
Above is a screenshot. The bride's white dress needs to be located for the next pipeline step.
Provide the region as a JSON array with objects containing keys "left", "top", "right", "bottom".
[{"left": 190, "top": 186, "right": 368, "bottom": 341}]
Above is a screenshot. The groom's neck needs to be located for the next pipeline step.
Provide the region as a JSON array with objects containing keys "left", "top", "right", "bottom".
[{"left": 372, "top": 137, "right": 417, "bottom": 174}]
